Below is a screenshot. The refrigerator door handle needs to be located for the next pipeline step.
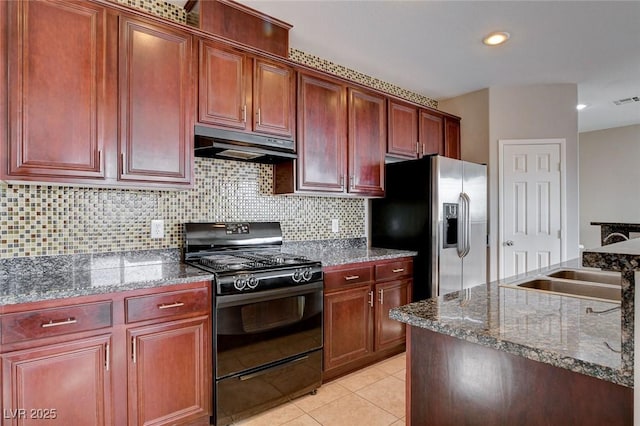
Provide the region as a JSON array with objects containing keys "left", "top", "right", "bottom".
[
  {"left": 458, "top": 192, "right": 471, "bottom": 258},
  {"left": 456, "top": 193, "right": 466, "bottom": 258}
]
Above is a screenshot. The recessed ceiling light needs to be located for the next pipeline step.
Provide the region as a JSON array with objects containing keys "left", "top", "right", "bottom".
[
  {"left": 576, "top": 104, "right": 588, "bottom": 110},
  {"left": 483, "top": 31, "right": 510, "bottom": 46}
]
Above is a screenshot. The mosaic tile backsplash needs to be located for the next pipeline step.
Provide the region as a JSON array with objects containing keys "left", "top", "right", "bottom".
[{"left": 0, "top": 158, "right": 366, "bottom": 258}]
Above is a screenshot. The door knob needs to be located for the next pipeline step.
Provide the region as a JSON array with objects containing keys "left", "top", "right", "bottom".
[{"left": 505, "top": 240, "right": 514, "bottom": 246}]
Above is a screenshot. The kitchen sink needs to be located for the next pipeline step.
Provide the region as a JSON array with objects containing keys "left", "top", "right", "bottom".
[
  {"left": 545, "top": 269, "right": 621, "bottom": 286},
  {"left": 512, "top": 278, "right": 621, "bottom": 302}
]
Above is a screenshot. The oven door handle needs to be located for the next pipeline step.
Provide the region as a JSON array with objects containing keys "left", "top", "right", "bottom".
[
  {"left": 216, "top": 281, "right": 323, "bottom": 308},
  {"left": 238, "top": 355, "right": 310, "bottom": 381}
]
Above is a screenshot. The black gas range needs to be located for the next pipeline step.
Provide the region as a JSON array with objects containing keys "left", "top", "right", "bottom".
[{"left": 184, "top": 222, "right": 323, "bottom": 426}]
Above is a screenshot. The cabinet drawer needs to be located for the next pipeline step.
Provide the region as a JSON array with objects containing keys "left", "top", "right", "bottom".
[
  {"left": 126, "top": 287, "right": 210, "bottom": 323},
  {"left": 324, "top": 265, "right": 373, "bottom": 292},
  {"left": 1, "top": 301, "right": 112, "bottom": 344},
  {"left": 375, "top": 259, "right": 413, "bottom": 281}
]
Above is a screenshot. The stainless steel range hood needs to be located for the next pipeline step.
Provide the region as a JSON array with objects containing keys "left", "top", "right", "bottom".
[{"left": 194, "top": 125, "right": 297, "bottom": 164}]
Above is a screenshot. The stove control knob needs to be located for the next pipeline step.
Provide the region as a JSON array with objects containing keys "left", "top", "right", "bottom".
[
  {"left": 247, "top": 276, "right": 259, "bottom": 289},
  {"left": 302, "top": 268, "right": 312, "bottom": 281},
  {"left": 292, "top": 270, "right": 302, "bottom": 283},
  {"left": 234, "top": 277, "right": 246, "bottom": 291}
]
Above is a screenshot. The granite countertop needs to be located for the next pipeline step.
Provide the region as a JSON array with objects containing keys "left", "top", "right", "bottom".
[
  {"left": 0, "top": 249, "right": 214, "bottom": 307},
  {"left": 390, "top": 258, "right": 631, "bottom": 387},
  {"left": 0, "top": 239, "right": 415, "bottom": 307},
  {"left": 282, "top": 239, "right": 417, "bottom": 267}
]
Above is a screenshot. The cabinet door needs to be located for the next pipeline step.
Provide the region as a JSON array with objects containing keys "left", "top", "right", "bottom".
[
  {"left": 5, "top": 0, "right": 108, "bottom": 180},
  {"left": 388, "top": 100, "right": 418, "bottom": 159},
  {"left": 348, "top": 88, "right": 386, "bottom": 197},
  {"left": 128, "top": 316, "right": 211, "bottom": 426},
  {"left": 374, "top": 279, "right": 411, "bottom": 351},
  {"left": 253, "top": 58, "right": 295, "bottom": 138},
  {"left": 323, "top": 286, "right": 373, "bottom": 371},
  {"left": 419, "top": 110, "right": 444, "bottom": 156},
  {"left": 198, "top": 41, "right": 249, "bottom": 131},
  {"left": 1, "top": 335, "right": 112, "bottom": 426},
  {"left": 444, "top": 116, "right": 461, "bottom": 159},
  {"left": 118, "top": 16, "right": 193, "bottom": 185},
  {"left": 297, "top": 73, "right": 347, "bottom": 193}
]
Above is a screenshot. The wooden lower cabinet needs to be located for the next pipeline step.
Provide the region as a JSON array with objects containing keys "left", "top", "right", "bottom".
[
  {"left": 128, "top": 316, "right": 210, "bottom": 426},
  {"left": 0, "top": 281, "right": 212, "bottom": 426},
  {"left": 374, "top": 279, "right": 411, "bottom": 351},
  {"left": 1, "top": 335, "right": 112, "bottom": 426},
  {"left": 323, "top": 258, "right": 413, "bottom": 380},
  {"left": 323, "top": 285, "right": 373, "bottom": 371}
]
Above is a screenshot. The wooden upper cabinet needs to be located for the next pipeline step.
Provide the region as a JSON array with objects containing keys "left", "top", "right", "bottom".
[
  {"left": 253, "top": 58, "right": 295, "bottom": 138},
  {"left": 419, "top": 110, "right": 444, "bottom": 156},
  {"left": 296, "top": 72, "right": 347, "bottom": 193},
  {"left": 348, "top": 88, "right": 385, "bottom": 197},
  {"left": 5, "top": 0, "right": 109, "bottom": 180},
  {"left": 387, "top": 100, "right": 418, "bottom": 159},
  {"left": 198, "top": 41, "right": 249, "bottom": 131},
  {"left": 444, "top": 116, "right": 461, "bottom": 159},
  {"left": 118, "top": 15, "right": 193, "bottom": 186},
  {"left": 198, "top": 40, "right": 295, "bottom": 138}
]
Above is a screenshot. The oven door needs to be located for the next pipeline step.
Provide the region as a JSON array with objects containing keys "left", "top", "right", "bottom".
[{"left": 215, "top": 280, "right": 323, "bottom": 379}]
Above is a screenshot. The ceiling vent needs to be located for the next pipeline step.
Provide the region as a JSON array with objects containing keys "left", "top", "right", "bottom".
[{"left": 613, "top": 96, "right": 640, "bottom": 106}]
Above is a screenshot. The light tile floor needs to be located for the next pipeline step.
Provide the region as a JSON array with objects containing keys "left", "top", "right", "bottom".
[{"left": 234, "top": 353, "right": 407, "bottom": 426}]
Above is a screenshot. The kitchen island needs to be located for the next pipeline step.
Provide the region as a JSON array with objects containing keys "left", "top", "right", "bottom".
[{"left": 390, "top": 256, "right": 633, "bottom": 425}]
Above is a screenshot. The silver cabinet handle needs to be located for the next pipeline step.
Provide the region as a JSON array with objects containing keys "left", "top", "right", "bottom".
[
  {"left": 105, "top": 343, "right": 110, "bottom": 371},
  {"left": 158, "top": 302, "right": 185, "bottom": 310},
  {"left": 392, "top": 268, "right": 405, "bottom": 273},
  {"left": 505, "top": 240, "right": 514, "bottom": 246},
  {"left": 41, "top": 318, "right": 77, "bottom": 328},
  {"left": 368, "top": 290, "right": 374, "bottom": 308},
  {"left": 340, "top": 175, "right": 345, "bottom": 190},
  {"left": 242, "top": 105, "right": 247, "bottom": 123},
  {"left": 422, "top": 143, "right": 426, "bottom": 156},
  {"left": 344, "top": 275, "right": 360, "bottom": 281},
  {"left": 132, "top": 337, "right": 137, "bottom": 363},
  {"left": 416, "top": 141, "right": 420, "bottom": 155},
  {"left": 256, "top": 108, "right": 261, "bottom": 125},
  {"left": 378, "top": 289, "right": 384, "bottom": 305},
  {"left": 349, "top": 175, "right": 355, "bottom": 190}
]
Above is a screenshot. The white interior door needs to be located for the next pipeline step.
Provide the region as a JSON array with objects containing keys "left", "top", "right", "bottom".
[{"left": 500, "top": 140, "right": 564, "bottom": 278}]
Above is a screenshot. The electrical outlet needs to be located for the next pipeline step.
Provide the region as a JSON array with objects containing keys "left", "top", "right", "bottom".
[
  {"left": 331, "top": 218, "right": 340, "bottom": 233},
  {"left": 151, "top": 220, "right": 164, "bottom": 239}
]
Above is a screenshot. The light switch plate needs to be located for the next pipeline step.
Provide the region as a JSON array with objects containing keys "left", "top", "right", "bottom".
[
  {"left": 151, "top": 220, "right": 164, "bottom": 239},
  {"left": 331, "top": 218, "right": 339, "bottom": 233}
]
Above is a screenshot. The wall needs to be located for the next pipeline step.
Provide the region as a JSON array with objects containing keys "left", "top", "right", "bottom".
[
  {"left": 579, "top": 124, "right": 640, "bottom": 249},
  {"left": 488, "top": 84, "right": 579, "bottom": 279},
  {"left": 441, "top": 84, "right": 579, "bottom": 280}
]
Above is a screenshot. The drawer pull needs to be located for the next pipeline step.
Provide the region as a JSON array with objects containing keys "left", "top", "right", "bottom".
[
  {"left": 158, "top": 302, "right": 185, "bottom": 310},
  {"left": 392, "top": 268, "right": 405, "bottom": 273},
  {"left": 41, "top": 318, "right": 77, "bottom": 328},
  {"left": 344, "top": 275, "right": 360, "bottom": 281}
]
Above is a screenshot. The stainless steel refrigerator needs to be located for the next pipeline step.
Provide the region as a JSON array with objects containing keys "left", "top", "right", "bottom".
[{"left": 371, "top": 155, "right": 487, "bottom": 301}]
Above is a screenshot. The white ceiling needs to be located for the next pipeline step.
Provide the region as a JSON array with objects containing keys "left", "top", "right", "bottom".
[{"left": 177, "top": 0, "right": 640, "bottom": 133}]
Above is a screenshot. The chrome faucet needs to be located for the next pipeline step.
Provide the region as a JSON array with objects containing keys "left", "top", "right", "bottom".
[{"left": 603, "top": 232, "right": 629, "bottom": 244}]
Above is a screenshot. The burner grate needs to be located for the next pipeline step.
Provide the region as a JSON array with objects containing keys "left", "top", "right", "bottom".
[{"left": 196, "top": 252, "right": 311, "bottom": 272}]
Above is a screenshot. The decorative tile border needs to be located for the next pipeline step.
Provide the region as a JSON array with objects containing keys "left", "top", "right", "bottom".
[
  {"left": 112, "top": 0, "right": 187, "bottom": 23},
  {"left": 289, "top": 48, "right": 438, "bottom": 109},
  {"left": 0, "top": 158, "right": 366, "bottom": 259}
]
